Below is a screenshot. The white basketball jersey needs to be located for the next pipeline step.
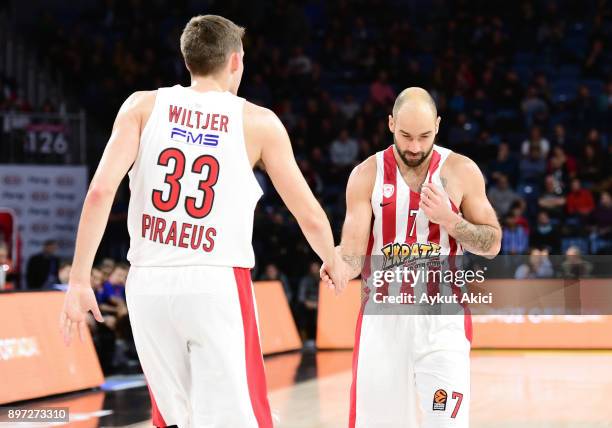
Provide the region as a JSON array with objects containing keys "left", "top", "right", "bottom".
[{"left": 127, "top": 86, "right": 262, "bottom": 268}]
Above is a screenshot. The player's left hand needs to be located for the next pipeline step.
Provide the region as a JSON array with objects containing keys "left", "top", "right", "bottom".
[
  {"left": 59, "top": 283, "right": 104, "bottom": 346},
  {"left": 419, "top": 183, "right": 456, "bottom": 226}
]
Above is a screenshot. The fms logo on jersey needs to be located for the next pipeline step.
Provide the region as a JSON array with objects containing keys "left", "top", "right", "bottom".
[{"left": 170, "top": 127, "right": 220, "bottom": 147}]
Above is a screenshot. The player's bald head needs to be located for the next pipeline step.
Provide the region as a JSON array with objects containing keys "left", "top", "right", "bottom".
[{"left": 392, "top": 87, "right": 437, "bottom": 119}]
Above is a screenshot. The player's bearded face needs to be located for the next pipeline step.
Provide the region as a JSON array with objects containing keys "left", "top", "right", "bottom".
[{"left": 393, "top": 134, "right": 435, "bottom": 167}]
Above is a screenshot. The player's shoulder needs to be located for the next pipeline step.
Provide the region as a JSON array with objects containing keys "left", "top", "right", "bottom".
[
  {"left": 119, "top": 90, "right": 158, "bottom": 115},
  {"left": 348, "top": 155, "right": 377, "bottom": 194},
  {"left": 444, "top": 151, "right": 482, "bottom": 177},
  {"left": 243, "top": 100, "right": 286, "bottom": 139}
]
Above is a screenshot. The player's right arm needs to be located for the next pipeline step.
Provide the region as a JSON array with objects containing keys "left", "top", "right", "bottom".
[
  {"left": 338, "top": 156, "right": 376, "bottom": 280},
  {"left": 243, "top": 102, "right": 346, "bottom": 290}
]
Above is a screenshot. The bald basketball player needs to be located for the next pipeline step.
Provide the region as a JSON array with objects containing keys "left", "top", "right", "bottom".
[
  {"left": 322, "top": 87, "right": 501, "bottom": 427},
  {"left": 59, "top": 15, "right": 347, "bottom": 428}
]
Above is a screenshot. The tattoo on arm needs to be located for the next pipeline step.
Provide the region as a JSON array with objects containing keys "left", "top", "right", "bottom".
[{"left": 452, "top": 219, "right": 498, "bottom": 253}]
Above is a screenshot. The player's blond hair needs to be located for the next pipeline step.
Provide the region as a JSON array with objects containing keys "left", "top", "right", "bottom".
[{"left": 180, "top": 15, "right": 245, "bottom": 76}]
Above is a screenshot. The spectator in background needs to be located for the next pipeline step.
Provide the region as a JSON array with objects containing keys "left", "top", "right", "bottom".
[
  {"left": 502, "top": 214, "right": 529, "bottom": 255},
  {"left": 578, "top": 143, "right": 603, "bottom": 186},
  {"left": 46, "top": 260, "right": 72, "bottom": 291},
  {"left": 531, "top": 211, "right": 560, "bottom": 253},
  {"left": 369, "top": 71, "right": 395, "bottom": 106},
  {"left": 561, "top": 246, "right": 593, "bottom": 278},
  {"left": 551, "top": 123, "right": 569, "bottom": 149},
  {"left": 509, "top": 200, "right": 530, "bottom": 234},
  {"left": 566, "top": 178, "right": 595, "bottom": 217},
  {"left": 97, "top": 263, "right": 129, "bottom": 317},
  {"left": 490, "top": 142, "right": 519, "bottom": 186},
  {"left": 590, "top": 191, "right": 612, "bottom": 239},
  {"left": 0, "top": 242, "right": 12, "bottom": 290},
  {"left": 521, "top": 87, "right": 549, "bottom": 127},
  {"left": 338, "top": 94, "right": 361, "bottom": 120},
  {"left": 297, "top": 261, "right": 321, "bottom": 347},
  {"left": 26, "top": 239, "right": 60, "bottom": 289},
  {"left": 488, "top": 174, "right": 521, "bottom": 217},
  {"left": 521, "top": 126, "right": 550, "bottom": 159},
  {"left": 519, "top": 144, "right": 546, "bottom": 186},
  {"left": 515, "top": 248, "right": 554, "bottom": 279},
  {"left": 548, "top": 146, "right": 576, "bottom": 188},
  {"left": 260, "top": 263, "right": 293, "bottom": 304},
  {"left": 99, "top": 257, "right": 115, "bottom": 281},
  {"left": 330, "top": 129, "right": 359, "bottom": 169},
  {"left": 538, "top": 175, "right": 566, "bottom": 220}
]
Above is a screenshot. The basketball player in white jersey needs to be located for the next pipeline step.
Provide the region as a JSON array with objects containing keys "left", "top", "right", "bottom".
[
  {"left": 59, "top": 15, "right": 347, "bottom": 428},
  {"left": 322, "top": 87, "right": 501, "bottom": 427}
]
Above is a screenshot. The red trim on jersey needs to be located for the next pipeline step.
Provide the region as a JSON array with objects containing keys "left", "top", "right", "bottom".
[
  {"left": 425, "top": 150, "right": 443, "bottom": 297},
  {"left": 234, "top": 267, "right": 273, "bottom": 428},
  {"left": 350, "top": 225, "right": 374, "bottom": 428},
  {"left": 349, "top": 300, "right": 365, "bottom": 428},
  {"left": 400, "top": 190, "right": 420, "bottom": 300},
  {"left": 146, "top": 382, "right": 167, "bottom": 427},
  {"left": 379, "top": 146, "right": 398, "bottom": 297}
]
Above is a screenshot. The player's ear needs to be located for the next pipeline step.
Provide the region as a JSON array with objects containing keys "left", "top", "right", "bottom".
[
  {"left": 435, "top": 116, "right": 441, "bottom": 135},
  {"left": 388, "top": 114, "right": 395, "bottom": 133},
  {"left": 229, "top": 51, "right": 240, "bottom": 73}
]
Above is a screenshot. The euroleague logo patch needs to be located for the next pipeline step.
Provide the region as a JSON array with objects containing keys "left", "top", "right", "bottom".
[{"left": 432, "top": 389, "right": 447, "bottom": 411}]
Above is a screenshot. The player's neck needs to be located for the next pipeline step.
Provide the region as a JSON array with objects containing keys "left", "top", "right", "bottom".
[{"left": 189, "top": 75, "right": 229, "bottom": 93}]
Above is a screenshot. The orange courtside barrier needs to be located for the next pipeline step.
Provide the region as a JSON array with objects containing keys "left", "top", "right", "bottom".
[
  {"left": 317, "top": 279, "right": 612, "bottom": 349},
  {"left": 253, "top": 281, "right": 302, "bottom": 354},
  {"left": 0, "top": 291, "right": 104, "bottom": 404},
  {"left": 316, "top": 280, "right": 362, "bottom": 349}
]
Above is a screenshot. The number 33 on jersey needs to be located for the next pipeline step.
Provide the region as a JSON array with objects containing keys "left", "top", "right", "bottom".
[{"left": 126, "top": 86, "right": 262, "bottom": 268}]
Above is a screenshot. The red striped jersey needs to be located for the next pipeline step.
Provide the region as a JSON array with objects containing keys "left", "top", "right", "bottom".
[{"left": 369, "top": 144, "right": 462, "bottom": 262}]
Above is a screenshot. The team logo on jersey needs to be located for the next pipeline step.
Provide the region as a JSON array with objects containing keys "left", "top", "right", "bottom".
[
  {"left": 170, "top": 127, "right": 219, "bottom": 147},
  {"left": 382, "top": 184, "right": 395, "bottom": 198},
  {"left": 381, "top": 242, "right": 442, "bottom": 269},
  {"left": 432, "top": 389, "right": 447, "bottom": 411}
]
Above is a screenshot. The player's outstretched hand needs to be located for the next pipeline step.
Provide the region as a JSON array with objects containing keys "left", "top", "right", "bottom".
[
  {"left": 320, "top": 250, "right": 349, "bottom": 295},
  {"left": 59, "top": 283, "right": 104, "bottom": 346}
]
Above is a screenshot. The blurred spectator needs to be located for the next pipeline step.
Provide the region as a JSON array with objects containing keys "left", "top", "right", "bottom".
[
  {"left": 296, "top": 261, "right": 321, "bottom": 346},
  {"left": 521, "top": 126, "right": 550, "bottom": 159},
  {"left": 338, "top": 95, "right": 361, "bottom": 120},
  {"left": 519, "top": 144, "right": 547, "bottom": 185},
  {"left": 490, "top": 142, "right": 519, "bottom": 186},
  {"left": 330, "top": 129, "right": 359, "bottom": 168},
  {"left": 369, "top": 71, "right": 395, "bottom": 106},
  {"left": 577, "top": 143, "right": 604, "bottom": 185},
  {"left": 531, "top": 211, "right": 560, "bottom": 254},
  {"left": 548, "top": 146, "right": 576, "bottom": 187},
  {"left": 502, "top": 214, "right": 529, "bottom": 255},
  {"left": 99, "top": 257, "right": 116, "bottom": 281},
  {"left": 538, "top": 175, "right": 566, "bottom": 220},
  {"left": 590, "top": 192, "right": 612, "bottom": 239},
  {"left": 0, "top": 242, "right": 14, "bottom": 290},
  {"left": 488, "top": 174, "right": 521, "bottom": 217},
  {"left": 521, "top": 87, "right": 549, "bottom": 127},
  {"left": 260, "top": 263, "right": 293, "bottom": 303},
  {"left": 509, "top": 200, "right": 530, "bottom": 234},
  {"left": 46, "top": 260, "right": 72, "bottom": 291},
  {"left": 97, "top": 263, "right": 129, "bottom": 315},
  {"left": 566, "top": 178, "right": 595, "bottom": 217},
  {"left": 26, "top": 239, "right": 60, "bottom": 289},
  {"left": 515, "top": 248, "right": 554, "bottom": 279},
  {"left": 561, "top": 246, "right": 593, "bottom": 278}
]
